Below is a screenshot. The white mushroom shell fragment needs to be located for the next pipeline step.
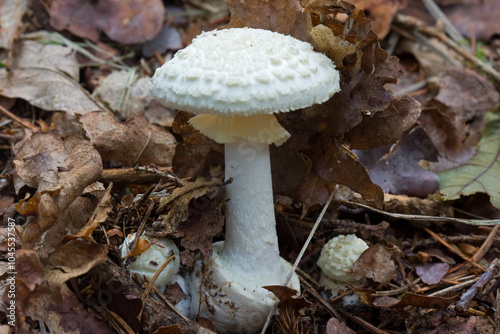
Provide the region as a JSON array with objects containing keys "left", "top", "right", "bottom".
[
  {"left": 120, "top": 233, "right": 180, "bottom": 289},
  {"left": 317, "top": 234, "right": 369, "bottom": 283},
  {"left": 149, "top": 27, "right": 340, "bottom": 116}
]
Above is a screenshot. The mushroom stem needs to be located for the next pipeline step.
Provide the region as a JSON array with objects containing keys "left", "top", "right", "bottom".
[{"left": 220, "top": 140, "right": 284, "bottom": 284}]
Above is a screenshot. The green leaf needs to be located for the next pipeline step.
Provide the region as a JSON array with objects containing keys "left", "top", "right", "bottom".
[{"left": 438, "top": 112, "right": 500, "bottom": 208}]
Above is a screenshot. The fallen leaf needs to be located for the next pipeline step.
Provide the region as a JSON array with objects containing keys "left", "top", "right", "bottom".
[
  {"left": 172, "top": 111, "right": 224, "bottom": 178},
  {"left": 141, "top": 26, "right": 183, "bottom": 58},
  {"left": 226, "top": 0, "right": 312, "bottom": 41},
  {"left": 415, "top": 262, "right": 450, "bottom": 285},
  {"left": 23, "top": 239, "right": 108, "bottom": 326},
  {"left": 444, "top": 0, "right": 500, "bottom": 41},
  {"left": 80, "top": 111, "right": 176, "bottom": 167},
  {"left": 345, "top": 95, "right": 421, "bottom": 150},
  {"left": 69, "top": 184, "right": 113, "bottom": 241},
  {"left": 13, "top": 134, "right": 103, "bottom": 248},
  {"left": 422, "top": 67, "right": 500, "bottom": 171},
  {"left": 352, "top": 244, "right": 396, "bottom": 284},
  {"left": 46, "top": 285, "right": 116, "bottom": 334},
  {"left": 0, "top": 40, "right": 102, "bottom": 115},
  {"left": 356, "top": 126, "right": 440, "bottom": 197},
  {"left": 93, "top": 70, "right": 174, "bottom": 121},
  {"left": 0, "top": 0, "right": 26, "bottom": 51},
  {"left": 346, "top": 0, "right": 404, "bottom": 38},
  {"left": 439, "top": 111, "right": 500, "bottom": 209},
  {"left": 175, "top": 196, "right": 225, "bottom": 259},
  {"left": 43, "top": 0, "right": 165, "bottom": 44},
  {"left": 372, "top": 293, "right": 459, "bottom": 309},
  {"left": 156, "top": 178, "right": 224, "bottom": 239},
  {"left": 263, "top": 285, "right": 311, "bottom": 313},
  {"left": 421, "top": 315, "right": 494, "bottom": 334},
  {"left": 326, "top": 317, "right": 356, "bottom": 334}
]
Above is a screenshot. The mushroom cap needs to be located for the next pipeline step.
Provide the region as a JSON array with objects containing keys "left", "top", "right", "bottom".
[
  {"left": 149, "top": 27, "right": 340, "bottom": 116},
  {"left": 317, "top": 234, "right": 368, "bottom": 283}
]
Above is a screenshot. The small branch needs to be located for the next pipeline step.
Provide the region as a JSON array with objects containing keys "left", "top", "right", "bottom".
[
  {"left": 0, "top": 104, "right": 38, "bottom": 131},
  {"left": 455, "top": 258, "right": 500, "bottom": 312},
  {"left": 100, "top": 167, "right": 173, "bottom": 184},
  {"left": 339, "top": 199, "right": 500, "bottom": 226}
]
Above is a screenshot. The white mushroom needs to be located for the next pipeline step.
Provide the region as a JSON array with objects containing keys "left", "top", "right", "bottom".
[
  {"left": 150, "top": 27, "right": 340, "bottom": 333},
  {"left": 317, "top": 234, "right": 368, "bottom": 305},
  {"left": 120, "top": 233, "right": 180, "bottom": 289}
]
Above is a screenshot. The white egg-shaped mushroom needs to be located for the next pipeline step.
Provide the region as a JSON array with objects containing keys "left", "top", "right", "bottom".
[
  {"left": 120, "top": 233, "right": 180, "bottom": 290},
  {"left": 318, "top": 234, "right": 369, "bottom": 305},
  {"left": 150, "top": 27, "right": 341, "bottom": 333}
]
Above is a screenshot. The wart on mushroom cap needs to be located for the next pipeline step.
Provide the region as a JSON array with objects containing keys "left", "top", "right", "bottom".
[{"left": 150, "top": 27, "right": 340, "bottom": 333}]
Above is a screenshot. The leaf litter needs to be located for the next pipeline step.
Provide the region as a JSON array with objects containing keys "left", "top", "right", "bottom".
[{"left": 0, "top": 0, "right": 499, "bottom": 333}]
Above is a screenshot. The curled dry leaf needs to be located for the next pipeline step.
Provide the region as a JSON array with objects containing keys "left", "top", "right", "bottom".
[
  {"left": 80, "top": 111, "right": 176, "bottom": 167},
  {"left": 422, "top": 67, "right": 500, "bottom": 171},
  {"left": 42, "top": 0, "right": 165, "bottom": 44},
  {"left": 352, "top": 244, "right": 397, "bottom": 284},
  {"left": 0, "top": 40, "right": 102, "bottom": 115},
  {"left": 13, "top": 133, "right": 103, "bottom": 248}
]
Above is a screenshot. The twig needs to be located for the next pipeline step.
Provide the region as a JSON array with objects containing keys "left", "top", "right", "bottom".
[
  {"left": 429, "top": 277, "right": 479, "bottom": 297},
  {"left": 339, "top": 199, "right": 500, "bottom": 226},
  {"left": 260, "top": 185, "right": 339, "bottom": 334},
  {"left": 0, "top": 104, "right": 38, "bottom": 131},
  {"left": 421, "top": 0, "right": 464, "bottom": 43},
  {"left": 456, "top": 258, "right": 500, "bottom": 311}
]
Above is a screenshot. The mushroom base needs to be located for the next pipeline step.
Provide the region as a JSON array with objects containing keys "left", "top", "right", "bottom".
[{"left": 189, "top": 242, "right": 300, "bottom": 333}]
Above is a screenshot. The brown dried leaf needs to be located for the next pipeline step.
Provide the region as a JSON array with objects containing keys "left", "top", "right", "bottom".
[
  {"left": 175, "top": 197, "right": 225, "bottom": 259},
  {"left": 421, "top": 67, "right": 500, "bottom": 171},
  {"left": 444, "top": 0, "right": 500, "bottom": 41},
  {"left": 263, "top": 285, "right": 311, "bottom": 313},
  {"left": 372, "top": 293, "right": 459, "bottom": 309},
  {"left": 172, "top": 111, "right": 223, "bottom": 178},
  {"left": 326, "top": 317, "right": 356, "bottom": 334},
  {"left": 45, "top": 285, "right": 116, "bottom": 334},
  {"left": 93, "top": 70, "right": 174, "bottom": 122},
  {"left": 156, "top": 178, "right": 223, "bottom": 245},
  {"left": 346, "top": 0, "right": 404, "bottom": 38},
  {"left": 345, "top": 95, "right": 421, "bottom": 150},
  {"left": 15, "top": 250, "right": 45, "bottom": 292},
  {"left": 0, "top": 0, "right": 26, "bottom": 51},
  {"left": 227, "top": 0, "right": 312, "bottom": 41},
  {"left": 356, "top": 126, "right": 440, "bottom": 197},
  {"left": 43, "top": 0, "right": 165, "bottom": 44},
  {"left": 24, "top": 239, "right": 108, "bottom": 323},
  {"left": 80, "top": 111, "right": 176, "bottom": 167},
  {"left": 0, "top": 40, "right": 102, "bottom": 115},
  {"left": 13, "top": 134, "right": 103, "bottom": 248},
  {"left": 311, "top": 139, "right": 384, "bottom": 207},
  {"left": 70, "top": 184, "right": 113, "bottom": 241},
  {"left": 415, "top": 262, "right": 450, "bottom": 285},
  {"left": 352, "top": 244, "right": 396, "bottom": 284}
]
